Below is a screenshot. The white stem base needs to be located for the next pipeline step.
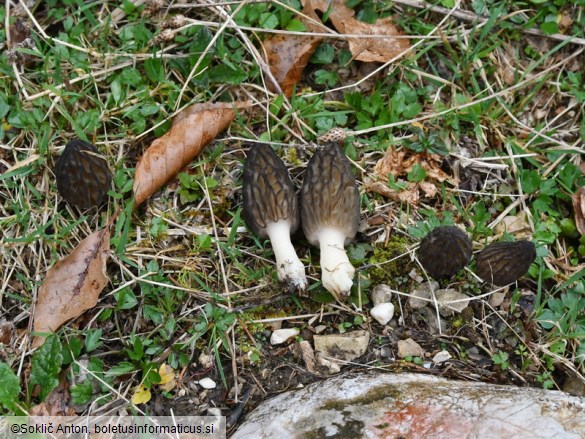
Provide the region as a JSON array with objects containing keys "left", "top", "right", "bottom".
[
  {"left": 266, "top": 220, "right": 307, "bottom": 293},
  {"left": 318, "top": 227, "right": 355, "bottom": 300}
]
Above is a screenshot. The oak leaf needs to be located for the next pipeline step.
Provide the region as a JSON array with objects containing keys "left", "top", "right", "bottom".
[
  {"left": 133, "top": 101, "right": 249, "bottom": 207},
  {"left": 32, "top": 229, "right": 110, "bottom": 348}
]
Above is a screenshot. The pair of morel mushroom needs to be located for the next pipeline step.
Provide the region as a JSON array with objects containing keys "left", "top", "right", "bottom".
[
  {"left": 243, "top": 144, "right": 537, "bottom": 298},
  {"left": 243, "top": 143, "right": 359, "bottom": 300},
  {"left": 418, "top": 226, "right": 536, "bottom": 286}
]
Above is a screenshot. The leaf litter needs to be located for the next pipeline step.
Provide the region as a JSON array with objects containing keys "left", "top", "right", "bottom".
[
  {"left": 263, "top": 0, "right": 410, "bottom": 96},
  {"left": 32, "top": 228, "right": 110, "bottom": 349},
  {"left": 365, "top": 147, "right": 456, "bottom": 204}
]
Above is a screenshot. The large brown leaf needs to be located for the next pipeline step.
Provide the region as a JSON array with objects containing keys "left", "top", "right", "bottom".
[
  {"left": 263, "top": 0, "right": 324, "bottom": 97},
  {"left": 32, "top": 229, "right": 110, "bottom": 348},
  {"left": 133, "top": 101, "right": 249, "bottom": 207}
]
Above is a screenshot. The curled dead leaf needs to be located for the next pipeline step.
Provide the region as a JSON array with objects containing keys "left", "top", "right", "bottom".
[
  {"left": 344, "top": 17, "right": 411, "bottom": 63},
  {"left": 572, "top": 187, "right": 585, "bottom": 235},
  {"left": 364, "top": 178, "right": 421, "bottom": 205},
  {"left": 264, "top": 0, "right": 410, "bottom": 96},
  {"left": 263, "top": 34, "right": 322, "bottom": 97},
  {"left": 309, "top": 0, "right": 411, "bottom": 62},
  {"left": 133, "top": 101, "right": 250, "bottom": 207},
  {"left": 366, "top": 147, "right": 456, "bottom": 205},
  {"left": 33, "top": 229, "right": 110, "bottom": 348},
  {"left": 373, "top": 147, "right": 455, "bottom": 184}
]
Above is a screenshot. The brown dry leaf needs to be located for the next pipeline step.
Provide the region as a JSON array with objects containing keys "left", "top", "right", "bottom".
[
  {"left": 263, "top": 0, "right": 323, "bottom": 96},
  {"left": 0, "top": 320, "right": 14, "bottom": 345},
  {"left": 310, "top": 0, "right": 410, "bottom": 62},
  {"left": 309, "top": 0, "right": 354, "bottom": 30},
  {"left": 133, "top": 101, "right": 250, "bottom": 207},
  {"left": 344, "top": 17, "right": 410, "bottom": 62},
  {"left": 374, "top": 147, "right": 455, "bottom": 184},
  {"left": 572, "top": 187, "right": 585, "bottom": 235},
  {"left": 366, "top": 147, "right": 456, "bottom": 205},
  {"left": 364, "top": 179, "right": 420, "bottom": 204},
  {"left": 32, "top": 229, "right": 110, "bottom": 348},
  {"left": 494, "top": 212, "right": 532, "bottom": 239}
]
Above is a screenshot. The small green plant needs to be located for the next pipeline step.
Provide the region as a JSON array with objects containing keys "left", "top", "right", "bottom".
[
  {"left": 337, "top": 315, "right": 365, "bottom": 333},
  {"left": 30, "top": 335, "right": 64, "bottom": 401},
  {"left": 491, "top": 351, "right": 510, "bottom": 370},
  {"left": 0, "top": 363, "right": 21, "bottom": 414},
  {"left": 180, "top": 303, "right": 237, "bottom": 387},
  {"left": 178, "top": 173, "right": 219, "bottom": 204},
  {"left": 403, "top": 128, "right": 449, "bottom": 156}
]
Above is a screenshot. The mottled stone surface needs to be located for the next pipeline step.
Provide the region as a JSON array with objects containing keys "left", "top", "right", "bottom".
[{"left": 233, "top": 372, "right": 585, "bottom": 439}]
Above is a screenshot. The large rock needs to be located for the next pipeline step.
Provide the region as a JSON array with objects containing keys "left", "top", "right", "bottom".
[{"left": 232, "top": 372, "right": 585, "bottom": 438}]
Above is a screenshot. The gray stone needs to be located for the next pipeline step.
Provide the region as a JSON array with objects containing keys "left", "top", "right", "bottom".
[
  {"left": 436, "top": 288, "right": 470, "bottom": 316},
  {"left": 397, "top": 338, "right": 425, "bottom": 358},
  {"left": 313, "top": 330, "right": 370, "bottom": 363},
  {"left": 232, "top": 372, "right": 585, "bottom": 439},
  {"left": 419, "top": 306, "right": 447, "bottom": 335},
  {"left": 409, "top": 281, "right": 439, "bottom": 309}
]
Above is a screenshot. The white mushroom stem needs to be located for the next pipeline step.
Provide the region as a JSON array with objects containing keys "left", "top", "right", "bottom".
[
  {"left": 265, "top": 220, "right": 307, "bottom": 292},
  {"left": 317, "top": 227, "right": 355, "bottom": 300}
]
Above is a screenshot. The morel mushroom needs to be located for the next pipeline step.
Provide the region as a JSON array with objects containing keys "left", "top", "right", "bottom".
[
  {"left": 301, "top": 143, "right": 360, "bottom": 300},
  {"left": 242, "top": 144, "right": 307, "bottom": 293},
  {"left": 55, "top": 139, "right": 112, "bottom": 209},
  {"left": 418, "top": 226, "right": 472, "bottom": 279},
  {"left": 476, "top": 240, "right": 536, "bottom": 286}
]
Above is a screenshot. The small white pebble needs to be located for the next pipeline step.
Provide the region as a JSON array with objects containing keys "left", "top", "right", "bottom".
[
  {"left": 370, "top": 303, "right": 395, "bottom": 326},
  {"left": 314, "top": 325, "right": 327, "bottom": 334},
  {"left": 270, "top": 328, "right": 300, "bottom": 345},
  {"left": 433, "top": 350, "right": 452, "bottom": 364},
  {"left": 198, "top": 377, "right": 217, "bottom": 389}
]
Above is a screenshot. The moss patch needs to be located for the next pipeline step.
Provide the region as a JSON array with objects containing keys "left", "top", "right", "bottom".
[{"left": 367, "top": 236, "right": 415, "bottom": 287}]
